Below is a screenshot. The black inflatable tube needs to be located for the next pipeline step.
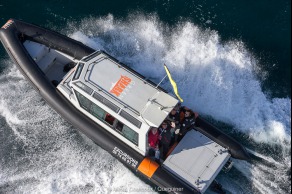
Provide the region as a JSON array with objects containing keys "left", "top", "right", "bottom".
[{"left": 0, "top": 19, "right": 198, "bottom": 194}]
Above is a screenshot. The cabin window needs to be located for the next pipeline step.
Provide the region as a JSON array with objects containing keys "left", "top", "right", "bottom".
[
  {"left": 74, "top": 81, "right": 93, "bottom": 95},
  {"left": 75, "top": 90, "right": 91, "bottom": 111},
  {"left": 90, "top": 101, "right": 106, "bottom": 119},
  {"left": 75, "top": 90, "right": 138, "bottom": 146},
  {"left": 115, "top": 121, "right": 138, "bottom": 145},
  {"left": 73, "top": 63, "right": 84, "bottom": 80},
  {"left": 93, "top": 92, "right": 120, "bottom": 113},
  {"left": 119, "top": 110, "right": 142, "bottom": 128}
]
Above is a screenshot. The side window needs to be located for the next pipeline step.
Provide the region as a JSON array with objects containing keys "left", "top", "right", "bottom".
[
  {"left": 73, "top": 63, "right": 84, "bottom": 80},
  {"left": 116, "top": 121, "right": 138, "bottom": 145},
  {"left": 75, "top": 90, "right": 138, "bottom": 146},
  {"left": 90, "top": 102, "right": 106, "bottom": 120},
  {"left": 119, "top": 110, "right": 141, "bottom": 128},
  {"left": 75, "top": 91, "right": 91, "bottom": 111},
  {"left": 74, "top": 81, "right": 93, "bottom": 95},
  {"left": 115, "top": 121, "right": 124, "bottom": 132}
]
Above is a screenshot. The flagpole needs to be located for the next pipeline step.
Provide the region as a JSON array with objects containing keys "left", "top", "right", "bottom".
[{"left": 155, "top": 74, "right": 167, "bottom": 89}]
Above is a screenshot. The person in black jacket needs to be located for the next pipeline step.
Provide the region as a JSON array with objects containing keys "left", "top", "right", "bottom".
[
  {"left": 167, "top": 108, "right": 180, "bottom": 145},
  {"left": 158, "top": 121, "right": 172, "bottom": 160},
  {"left": 167, "top": 108, "right": 180, "bottom": 124},
  {"left": 177, "top": 109, "right": 196, "bottom": 142}
]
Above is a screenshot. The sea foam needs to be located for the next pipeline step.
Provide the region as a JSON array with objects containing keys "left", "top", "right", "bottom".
[{"left": 69, "top": 14, "right": 291, "bottom": 144}]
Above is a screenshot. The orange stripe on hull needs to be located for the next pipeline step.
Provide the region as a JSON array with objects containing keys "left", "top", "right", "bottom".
[{"left": 137, "top": 157, "right": 159, "bottom": 178}]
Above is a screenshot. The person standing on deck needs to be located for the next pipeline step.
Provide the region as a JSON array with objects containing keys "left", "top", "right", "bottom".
[
  {"left": 177, "top": 108, "right": 196, "bottom": 142},
  {"left": 148, "top": 127, "right": 160, "bottom": 162},
  {"left": 167, "top": 108, "right": 181, "bottom": 145},
  {"left": 159, "top": 121, "right": 172, "bottom": 160}
]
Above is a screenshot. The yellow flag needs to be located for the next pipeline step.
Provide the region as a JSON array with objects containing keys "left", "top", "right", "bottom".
[{"left": 164, "top": 64, "right": 183, "bottom": 102}]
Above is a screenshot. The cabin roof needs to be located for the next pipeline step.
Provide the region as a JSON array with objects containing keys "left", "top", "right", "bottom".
[{"left": 73, "top": 51, "right": 178, "bottom": 128}]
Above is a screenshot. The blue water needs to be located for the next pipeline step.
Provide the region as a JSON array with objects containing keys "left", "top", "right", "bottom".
[{"left": 0, "top": 1, "right": 290, "bottom": 194}]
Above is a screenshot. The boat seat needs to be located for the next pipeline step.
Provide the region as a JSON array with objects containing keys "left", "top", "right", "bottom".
[
  {"left": 38, "top": 54, "right": 56, "bottom": 73},
  {"left": 23, "top": 41, "right": 47, "bottom": 63}
]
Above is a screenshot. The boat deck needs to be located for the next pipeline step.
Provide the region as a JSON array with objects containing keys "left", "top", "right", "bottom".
[
  {"left": 23, "top": 40, "right": 77, "bottom": 83},
  {"left": 163, "top": 129, "right": 230, "bottom": 193}
]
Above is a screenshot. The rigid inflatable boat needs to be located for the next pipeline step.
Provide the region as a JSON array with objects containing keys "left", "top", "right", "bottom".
[{"left": 0, "top": 19, "right": 250, "bottom": 194}]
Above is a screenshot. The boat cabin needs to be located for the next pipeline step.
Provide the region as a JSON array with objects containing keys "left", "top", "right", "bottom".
[{"left": 57, "top": 51, "right": 178, "bottom": 155}]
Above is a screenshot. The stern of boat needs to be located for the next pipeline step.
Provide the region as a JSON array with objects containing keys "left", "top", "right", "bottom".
[{"left": 162, "top": 129, "right": 231, "bottom": 193}]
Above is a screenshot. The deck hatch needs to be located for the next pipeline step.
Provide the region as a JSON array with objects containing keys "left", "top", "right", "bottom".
[{"left": 163, "top": 130, "right": 230, "bottom": 193}]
